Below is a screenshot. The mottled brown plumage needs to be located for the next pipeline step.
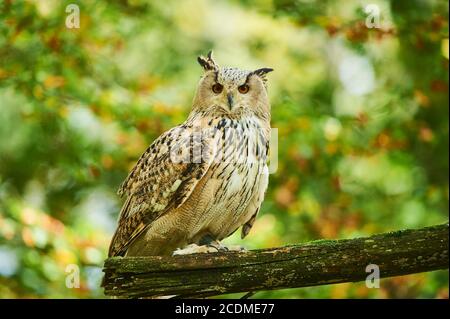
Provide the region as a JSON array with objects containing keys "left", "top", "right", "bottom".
[{"left": 108, "top": 52, "right": 272, "bottom": 257}]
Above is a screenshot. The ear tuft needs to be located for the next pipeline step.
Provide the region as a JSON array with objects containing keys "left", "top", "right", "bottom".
[
  {"left": 252, "top": 67, "right": 274, "bottom": 85},
  {"left": 253, "top": 68, "right": 274, "bottom": 76},
  {"left": 197, "top": 51, "right": 218, "bottom": 71}
]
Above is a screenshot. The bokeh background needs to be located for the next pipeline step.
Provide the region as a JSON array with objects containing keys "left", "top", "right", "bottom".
[{"left": 0, "top": 0, "right": 448, "bottom": 298}]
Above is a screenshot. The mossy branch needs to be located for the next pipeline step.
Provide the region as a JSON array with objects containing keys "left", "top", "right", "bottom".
[{"left": 102, "top": 223, "right": 449, "bottom": 298}]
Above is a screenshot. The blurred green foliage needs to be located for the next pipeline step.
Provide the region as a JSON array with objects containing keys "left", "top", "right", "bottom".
[{"left": 0, "top": 0, "right": 448, "bottom": 298}]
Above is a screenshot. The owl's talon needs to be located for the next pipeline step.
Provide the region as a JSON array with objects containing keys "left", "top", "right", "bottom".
[
  {"left": 227, "top": 245, "right": 247, "bottom": 252},
  {"left": 207, "top": 242, "right": 247, "bottom": 252},
  {"left": 206, "top": 240, "right": 230, "bottom": 252},
  {"left": 208, "top": 244, "right": 228, "bottom": 252}
]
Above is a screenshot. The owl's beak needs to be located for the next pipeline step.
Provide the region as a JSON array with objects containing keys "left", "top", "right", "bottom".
[{"left": 227, "top": 93, "right": 234, "bottom": 110}]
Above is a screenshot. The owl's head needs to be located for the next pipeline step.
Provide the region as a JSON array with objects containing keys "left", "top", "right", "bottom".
[{"left": 192, "top": 51, "right": 273, "bottom": 119}]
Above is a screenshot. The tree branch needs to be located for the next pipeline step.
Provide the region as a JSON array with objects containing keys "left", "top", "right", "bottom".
[{"left": 102, "top": 223, "right": 449, "bottom": 298}]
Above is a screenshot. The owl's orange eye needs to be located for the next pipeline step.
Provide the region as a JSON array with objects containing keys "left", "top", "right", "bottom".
[
  {"left": 238, "top": 84, "right": 249, "bottom": 94},
  {"left": 212, "top": 83, "right": 223, "bottom": 94}
]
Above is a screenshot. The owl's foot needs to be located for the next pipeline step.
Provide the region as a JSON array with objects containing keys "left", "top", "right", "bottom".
[
  {"left": 172, "top": 244, "right": 220, "bottom": 255},
  {"left": 226, "top": 245, "right": 247, "bottom": 252},
  {"left": 206, "top": 240, "right": 229, "bottom": 252},
  {"left": 172, "top": 243, "right": 246, "bottom": 255},
  {"left": 198, "top": 234, "right": 246, "bottom": 252},
  {"left": 207, "top": 241, "right": 247, "bottom": 252}
]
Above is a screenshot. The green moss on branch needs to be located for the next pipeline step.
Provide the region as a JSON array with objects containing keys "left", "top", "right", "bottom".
[{"left": 102, "top": 223, "right": 449, "bottom": 298}]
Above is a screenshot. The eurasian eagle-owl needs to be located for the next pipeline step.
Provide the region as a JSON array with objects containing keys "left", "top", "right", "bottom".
[{"left": 108, "top": 52, "right": 273, "bottom": 257}]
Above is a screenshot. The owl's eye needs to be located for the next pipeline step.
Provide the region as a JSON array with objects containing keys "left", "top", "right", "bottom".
[
  {"left": 238, "top": 84, "right": 249, "bottom": 94},
  {"left": 212, "top": 83, "right": 223, "bottom": 94}
]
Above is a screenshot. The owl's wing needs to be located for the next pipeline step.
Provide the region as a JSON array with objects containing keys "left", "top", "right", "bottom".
[{"left": 108, "top": 125, "right": 216, "bottom": 257}]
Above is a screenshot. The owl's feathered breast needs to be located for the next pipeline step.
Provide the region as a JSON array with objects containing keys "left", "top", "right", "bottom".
[{"left": 202, "top": 115, "right": 269, "bottom": 240}]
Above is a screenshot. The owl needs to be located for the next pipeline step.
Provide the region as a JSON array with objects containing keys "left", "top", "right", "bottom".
[{"left": 108, "top": 51, "right": 273, "bottom": 257}]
